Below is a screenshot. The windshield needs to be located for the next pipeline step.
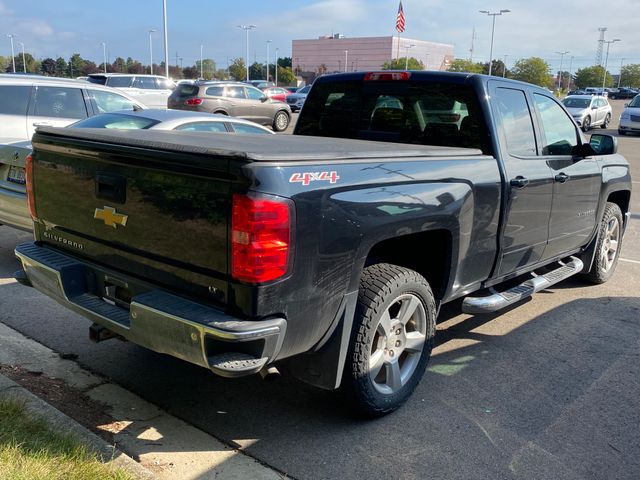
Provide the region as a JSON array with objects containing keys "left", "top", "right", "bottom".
[
  {"left": 70, "top": 113, "right": 159, "bottom": 129},
  {"left": 628, "top": 96, "right": 640, "bottom": 108},
  {"left": 298, "top": 85, "right": 312, "bottom": 94},
  {"left": 562, "top": 98, "right": 590, "bottom": 108},
  {"left": 295, "top": 79, "right": 490, "bottom": 153}
]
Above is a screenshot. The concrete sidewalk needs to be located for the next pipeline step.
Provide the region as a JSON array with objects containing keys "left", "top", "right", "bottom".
[{"left": 0, "top": 321, "right": 285, "bottom": 480}]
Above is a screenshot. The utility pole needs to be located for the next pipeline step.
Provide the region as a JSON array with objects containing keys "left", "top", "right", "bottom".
[
  {"left": 275, "top": 47, "right": 279, "bottom": 86},
  {"left": 6, "top": 34, "right": 16, "bottom": 73},
  {"left": 148, "top": 30, "right": 155, "bottom": 74},
  {"left": 469, "top": 27, "right": 476, "bottom": 62},
  {"left": 568, "top": 56, "right": 574, "bottom": 91},
  {"left": 618, "top": 58, "right": 625, "bottom": 88},
  {"left": 200, "top": 44, "right": 203, "bottom": 79},
  {"left": 344, "top": 50, "right": 348, "bottom": 72},
  {"left": 602, "top": 38, "right": 620, "bottom": 89},
  {"left": 162, "top": 0, "right": 169, "bottom": 78},
  {"left": 102, "top": 42, "right": 107, "bottom": 73},
  {"left": 266, "top": 40, "right": 271, "bottom": 81},
  {"left": 237, "top": 25, "right": 256, "bottom": 81},
  {"left": 556, "top": 51, "right": 569, "bottom": 91},
  {"left": 18, "top": 42, "right": 26, "bottom": 73},
  {"left": 595, "top": 27, "right": 607, "bottom": 66}
]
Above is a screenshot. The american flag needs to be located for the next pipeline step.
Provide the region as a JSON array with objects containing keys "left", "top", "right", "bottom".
[{"left": 396, "top": 2, "right": 405, "bottom": 33}]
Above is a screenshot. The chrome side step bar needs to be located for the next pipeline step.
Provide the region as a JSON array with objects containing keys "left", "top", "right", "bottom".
[{"left": 462, "top": 256, "right": 584, "bottom": 314}]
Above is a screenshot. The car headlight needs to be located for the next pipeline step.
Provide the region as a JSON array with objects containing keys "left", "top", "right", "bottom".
[{"left": 620, "top": 112, "right": 630, "bottom": 120}]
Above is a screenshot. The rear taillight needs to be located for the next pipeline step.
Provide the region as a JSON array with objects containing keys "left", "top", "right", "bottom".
[
  {"left": 364, "top": 71, "right": 411, "bottom": 81},
  {"left": 231, "top": 194, "right": 292, "bottom": 284},
  {"left": 185, "top": 98, "right": 203, "bottom": 106},
  {"left": 25, "top": 154, "right": 37, "bottom": 220}
]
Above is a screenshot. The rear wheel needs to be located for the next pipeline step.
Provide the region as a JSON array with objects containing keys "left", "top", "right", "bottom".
[
  {"left": 601, "top": 113, "right": 611, "bottom": 129},
  {"left": 272, "top": 111, "right": 290, "bottom": 132},
  {"left": 582, "top": 116, "right": 591, "bottom": 132},
  {"left": 582, "top": 202, "right": 623, "bottom": 284},
  {"left": 342, "top": 263, "right": 436, "bottom": 417}
]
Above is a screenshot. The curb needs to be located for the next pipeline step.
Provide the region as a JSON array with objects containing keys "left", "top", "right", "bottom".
[{"left": 0, "top": 373, "right": 156, "bottom": 479}]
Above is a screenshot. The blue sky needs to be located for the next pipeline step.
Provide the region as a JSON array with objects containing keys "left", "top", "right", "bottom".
[{"left": 1, "top": 0, "right": 638, "bottom": 74}]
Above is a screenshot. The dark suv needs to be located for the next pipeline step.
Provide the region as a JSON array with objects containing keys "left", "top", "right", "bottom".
[{"left": 168, "top": 81, "right": 291, "bottom": 132}]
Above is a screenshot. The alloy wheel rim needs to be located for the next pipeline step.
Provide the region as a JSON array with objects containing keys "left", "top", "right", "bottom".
[
  {"left": 369, "top": 293, "right": 427, "bottom": 395},
  {"left": 276, "top": 113, "right": 287, "bottom": 130},
  {"left": 600, "top": 216, "right": 620, "bottom": 272}
]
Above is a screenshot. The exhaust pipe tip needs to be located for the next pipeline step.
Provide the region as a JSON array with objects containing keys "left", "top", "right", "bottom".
[{"left": 259, "top": 365, "right": 281, "bottom": 381}]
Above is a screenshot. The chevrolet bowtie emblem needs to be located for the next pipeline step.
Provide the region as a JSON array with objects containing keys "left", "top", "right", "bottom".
[{"left": 94, "top": 206, "right": 128, "bottom": 228}]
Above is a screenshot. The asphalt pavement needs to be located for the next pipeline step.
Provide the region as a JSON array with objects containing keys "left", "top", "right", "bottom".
[{"left": 0, "top": 100, "right": 638, "bottom": 480}]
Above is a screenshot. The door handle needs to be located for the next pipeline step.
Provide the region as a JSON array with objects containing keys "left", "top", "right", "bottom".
[
  {"left": 554, "top": 173, "right": 570, "bottom": 183},
  {"left": 33, "top": 122, "right": 52, "bottom": 127},
  {"left": 510, "top": 176, "right": 529, "bottom": 188}
]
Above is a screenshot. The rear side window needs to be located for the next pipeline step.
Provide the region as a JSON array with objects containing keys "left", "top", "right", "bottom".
[
  {"left": 177, "top": 84, "right": 199, "bottom": 96},
  {"left": 0, "top": 85, "right": 31, "bottom": 114},
  {"left": 133, "top": 77, "right": 158, "bottom": 89},
  {"left": 493, "top": 88, "right": 537, "bottom": 157},
  {"left": 106, "top": 76, "right": 133, "bottom": 88},
  {"left": 231, "top": 123, "right": 271, "bottom": 134},
  {"left": 87, "top": 76, "right": 107, "bottom": 85},
  {"left": 157, "top": 78, "right": 175, "bottom": 90},
  {"left": 89, "top": 89, "right": 137, "bottom": 112},
  {"left": 71, "top": 113, "right": 159, "bottom": 129},
  {"left": 205, "top": 86, "right": 224, "bottom": 97},
  {"left": 226, "top": 86, "right": 245, "bottom": 98},
  {"left": 34, "top": 86, "right": 88, "bottom": 119},
  {"left": 174, "top": 122, "right": 228, "bottom": 132}
]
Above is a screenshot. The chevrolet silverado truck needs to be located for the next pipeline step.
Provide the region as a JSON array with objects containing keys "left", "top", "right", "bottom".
[{"left": 14, "top": 72, "right": 631, "bottom": 416}]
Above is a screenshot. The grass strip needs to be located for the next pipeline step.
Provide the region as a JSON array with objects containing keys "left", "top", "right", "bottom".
[{"left": 0, "top": 397, "right": 135, "bottom": 480}]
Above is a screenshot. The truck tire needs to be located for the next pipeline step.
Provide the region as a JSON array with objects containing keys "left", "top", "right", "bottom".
[
  {"left": 342, "top": 263, "right": 436, "bottom": 417},
  {"left": 583, "top": 202, "right": 623, "bottom": 284}
]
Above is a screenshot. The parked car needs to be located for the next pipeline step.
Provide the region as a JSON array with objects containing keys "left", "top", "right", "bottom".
[
  {"left": 0, "top": 74, "right": 146, "bottom": 143},
  {"left": 561, "top": 95, "right": 612, "bottom": 131},
  {"left": 285, "top": 84, "right": 312, "bottom": 112},
  {"left": 261, "top": 87, "right": 291, "bottom": 102},
  {"left": 584, "top": 87, "right": 608, "bottom": 97},
  {"left": 69, "top": 109, "right": 274, "bottom": 135},
  {"left": 609, "top": 88, "right": 638, "bottom": 100},
  {"left": 246, "top": 80, "right": 275, "bottom": 89},
  {"left": 285, "top": 86, "right": 301, "bottom": 93},
  {"left": 0, "top": 109, "right": 272, "bottom": 232},
  {"left": 87, "top": 74, "right": 175, "bottom": 109},
  {"left": 618, "top": 94, "right": 640, "bottom": 135},
  {"left": 568, "top": 89, "right": 586, "bottom": 95},
  {"left": 167, "top": 81, "right": 291, "bottom": 132}
]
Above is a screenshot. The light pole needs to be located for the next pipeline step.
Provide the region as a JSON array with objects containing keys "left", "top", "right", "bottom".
[
  {"left": 556, "top": 51, "right": 569, "bottom": 91},
  {"left": 237, "top": 25, "right": 256, "bottom": 81},
  {"left": 602, "top": 38, "right": 620, "bottom": 89},
  {"left": 344, "top": 50, "right": 348, "bottom": 72},
  {"left": 275, "top": 47, "right": 279, "bottom": 86},
  {"left": 148, "top": 30, "right": 155, "bottom": 74},
  {"left": 266, "top": 40, "right": 271, "bottom": 81},
  {"left": 6, "top": 34, "right": 16, "bottom": 73},
  {"left": 568, "top": 55, "right": 574, "bottom": 91},
  {"left": 101, "top": 42, "right": 107, "bottom": 73},
  {"left": 479, "top": 9, "right": 510, "bottom": 76},
  {"left": 18, "top": 42, "right": 26, "bottom": 73},
  {"left": 502, "top": 54, "right": 508, "bottom": 78},
  {"left": 404, "top": 44, "right": 416, "bottom": 70},
  {"left": 200, "top": 44, "right": 203, "bottom": 79},
  {"left": 617, "top": 58, "right": 625, "bottom": 88},
  {"left": 162, "top": 0, "right": 169, "bottom": 78}
]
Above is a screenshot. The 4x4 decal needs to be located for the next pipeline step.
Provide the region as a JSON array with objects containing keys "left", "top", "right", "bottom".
[{"left": 289, "top": 171, "right": 340, "bottom": 186}]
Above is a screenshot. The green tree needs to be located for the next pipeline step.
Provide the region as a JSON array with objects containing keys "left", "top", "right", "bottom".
[
  {"left": 276, "top": 66, "right": 296, "bottom": 85},
  {"left": 510, "top": 57, "right": 551, "bottom": 87},
  {"left": 80, "top": 60, "right": 99, "bottom": 76},
  {"left": 41, "top": 58, "right": 56, "bottom": 76},
  {"left": 620, "top": 64, "right": 640, "bottom": 88},
  {"left": 277, "top": 57, "right": 292, "bottom": 68},
  {"left": 195, "top": 59, "right": 216, "bottom": 79},
  {"left": 381, "top": 57, "right": 424, "bottom": 70},
  {"left": 249, "top": 62, "right": 264, "bottom": 80},
  {"left": 112, "top": 57, "right": 126, "bottom": 73},
  {"left": 55, "top": 57, "right": 68, "bottom": 77},
  {"left": 447, "top": 58, "right": 484, "bottom": 73},
  {"left": 574, "top": 65, "right": 611, "bottom": 88},
  {"left": 68, "top": 53, "right": 85, "bottom": 77},
  {"left": 126, "top": 57, "right": 144, "bottom": 74},
  {"left": 229, "top": 57, "right": 246, "bottom": 81},
  {"left": 0, "top": 56, "right": 8, "bottom": 72},
  {"left": 14, "top": 53, "right": 40, "bottom": 74}
]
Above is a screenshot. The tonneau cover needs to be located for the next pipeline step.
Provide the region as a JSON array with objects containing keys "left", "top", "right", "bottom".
[{"left": 33, "top": 127, "right": 483, "bottom": 162}]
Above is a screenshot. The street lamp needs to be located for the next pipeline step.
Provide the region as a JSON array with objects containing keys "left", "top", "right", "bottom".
[
  {"left": 266, "top": 40, "right": 271, "bottom": 81},
  {"left": 618, "top": 58, "right": 625, "bottom": 88},
  {"left": 404, "top": 44, "right": 416, "bottom": 70},
  {"left": 502, "top": 54, "right": 509, "bottom": 78},
  {"left": 237, "top": 25, "right": 256, "bottom": 81},
  {"left": 6, "top": 34, "right": 16, "bottom": 73},
  {"left": 568, "top": 55, "right": 574, "bottom": 91},
  {"left": 162, "top": 0, "right": 169, "bottom": 78},
  {"left": 148, "top": 30, "right": 155, "bottom": 74},
  {"left": 200, "top": 44, "right": 203, "bottom": 79},
  {"left": 479, "top": 9, "right": 510, "bottom": 76},
  {"left": 602, "top": 38, "right": 620, "bottom": 89},
  {"left": 556, "top": 51, "right": 569, "bottom": 91},
  {"left": 275, "top": 47, "right": 279, "bottom": 86},
  {"left": 344, "top": 50, "right": 348, "bottom": 72},
  {"left": 18, "top": 42, "right": 26, "bottom": 73},
  {"left": 101, "top": 42, "right": 107, "bottom": 73}
]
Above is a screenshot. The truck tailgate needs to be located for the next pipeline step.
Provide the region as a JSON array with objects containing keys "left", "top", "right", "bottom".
[{"left": 30, "top": 128, "right": 232, "bottom": 301}]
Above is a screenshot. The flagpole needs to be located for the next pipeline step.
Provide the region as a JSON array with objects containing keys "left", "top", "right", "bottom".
[{"left": 397, "top": 34, "right": 400, "bottom": 61}]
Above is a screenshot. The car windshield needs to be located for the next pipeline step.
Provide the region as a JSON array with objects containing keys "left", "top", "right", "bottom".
[
  {"left": 562, "top": 98, "right": 590, "bottom": 108},
  {"left": 628, "top": 96, "right": 640, "bottom": 108},
  {"left": 70, "top": 113, "right": 159, "bottom": 129},
  {"left": 298, "top": 85, "right": 312, "bottom": 94}
]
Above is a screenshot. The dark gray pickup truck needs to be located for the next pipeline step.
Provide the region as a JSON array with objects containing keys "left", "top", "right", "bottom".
[{"left": 15, "top": 72, "right": 631, "bottom": 416}]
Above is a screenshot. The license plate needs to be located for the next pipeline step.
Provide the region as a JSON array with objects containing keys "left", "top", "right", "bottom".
[{"left": 7, "top": 165, "right": 26, "bottom": 185}]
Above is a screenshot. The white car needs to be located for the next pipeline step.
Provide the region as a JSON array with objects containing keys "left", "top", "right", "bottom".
[
  {"left": 618, "top": 95, "right": 640, "bottom": 136},
  {"left": 561, "top": 95, "right": 612, "bottom": 132},
  {"left": 0, "top": 74, "right": 146, "bottom": 143},
  {"left": 87, "top": 74, "right": 176, "bottom": 109}
]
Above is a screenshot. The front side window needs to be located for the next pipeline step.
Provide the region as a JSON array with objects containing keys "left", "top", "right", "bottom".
[
  {"left": 533, "top": 94, "right": 579, "bottom": 156},
  {"left": 133, "top": 77, "right": 158, "bottom": 89},
  {"left": 493, "top": 88, "right": 537, "bottom": 156},
  {"left": 0, "top": 85, "right": 31, "bottom": 114},
  {"left": 245, "top": 87, "right": 264, "bottom": 100},
  {"left": 226, "top": 86, "right": 245, "bottom": 98},
  {"left": 34, "top": 86, "right": 87, "bottom": 119},
  {"left": 89, "top": 89, "right": 137, "bottom": 112},
  {"left": 231, "top": 123, "right": 271, "bottom": 134},
  {"left": 174, "top": 122, "right": 228, "bottom": 132}
]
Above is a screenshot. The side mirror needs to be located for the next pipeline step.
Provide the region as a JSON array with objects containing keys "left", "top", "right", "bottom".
[
  {"left": 589, "top": 133, "right": 618, "bottom": 155},
  {"left": 624, "top": 103, "right": 629, "bottom": 107},
  {"left": 591, "top": 105, "right": 598, "bottom": 110},
  {"left": 260, "top": 95, "right": 269, "bottom": 102}
]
